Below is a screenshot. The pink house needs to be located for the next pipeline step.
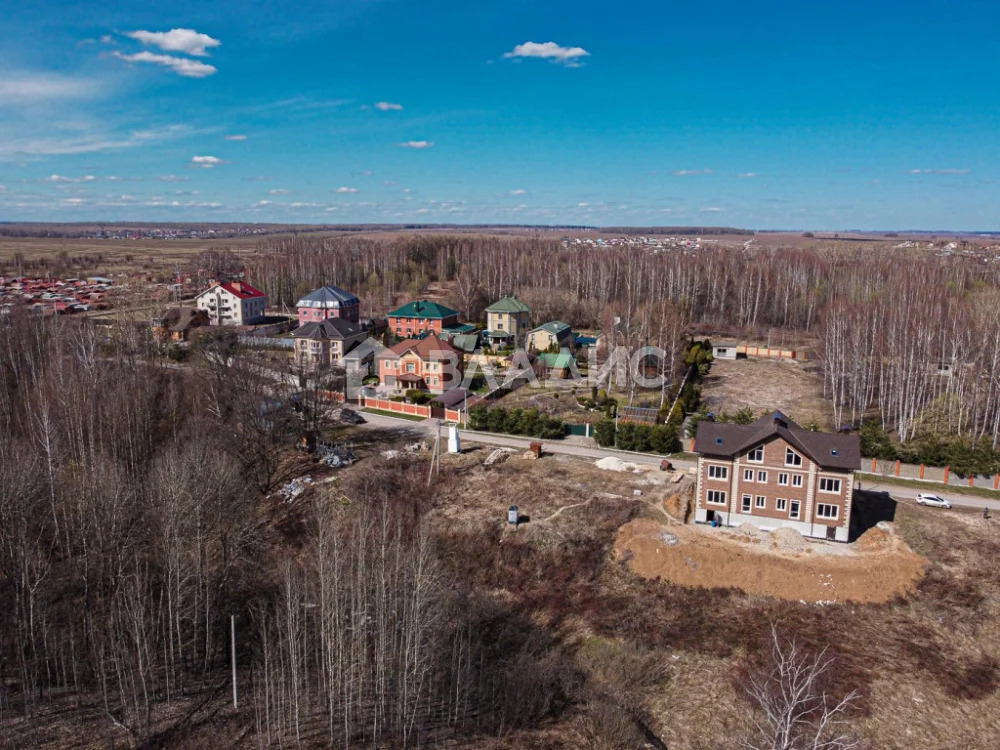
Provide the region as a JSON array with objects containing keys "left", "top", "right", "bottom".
[{"left": 295, "top": 284, "right": 361, "bottom": 327}]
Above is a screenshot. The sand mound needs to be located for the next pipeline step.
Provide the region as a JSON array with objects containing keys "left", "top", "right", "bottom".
[
  {"left": 771, "top": 527, "right": 809, "bottom": 552},
  {"left": 614, "top": 519, "right": 926, "bottom": 604}
]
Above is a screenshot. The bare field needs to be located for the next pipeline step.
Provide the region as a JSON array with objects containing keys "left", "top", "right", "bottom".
[{"left": 702, "top": 356, "right": 833, "bottom": 429}]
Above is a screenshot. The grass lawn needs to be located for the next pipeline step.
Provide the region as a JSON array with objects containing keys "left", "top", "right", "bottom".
[
  {"left": 361, "top": 407, "right": 427, "bottom": 422},
  {"left": 857, "top": 472, "right": 1000, "bottom": 500}
]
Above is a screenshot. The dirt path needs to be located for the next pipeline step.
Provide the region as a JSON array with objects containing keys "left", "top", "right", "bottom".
[{"left": 615, "top": 519, "right": 926, "bottom": 603}]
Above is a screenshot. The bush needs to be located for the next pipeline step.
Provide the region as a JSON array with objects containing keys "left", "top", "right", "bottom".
[
  {"left": 469, "top": 404, "right": 565, "bottom": 439},
  {"left": 593, "top": 419, "right": 680, "bottom": 454},
  {"left": 405, "top": 389, "right": 432, "bottom": 405}
]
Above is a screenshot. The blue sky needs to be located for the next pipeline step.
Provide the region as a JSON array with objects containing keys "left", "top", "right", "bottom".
[{"left": 1, "top": 0, "right": 999, "bottom": 229}]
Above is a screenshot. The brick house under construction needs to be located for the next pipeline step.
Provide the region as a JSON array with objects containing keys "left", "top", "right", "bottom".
[{"left": 693, "top": 412, "right": 860, "bottom": 542}]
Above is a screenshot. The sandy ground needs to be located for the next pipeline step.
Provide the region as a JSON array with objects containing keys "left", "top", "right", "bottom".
[
  {"left": 701, "top": 357, "right": 833, "bottom": 430},
  {"left": 614, "top": 517, "right": 926, "bottom": 603}
]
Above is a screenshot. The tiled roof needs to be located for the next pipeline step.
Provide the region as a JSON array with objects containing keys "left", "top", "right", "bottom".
[
  {"left": 376, "top": 334, "right": 459, "bottom": 361},
  {"left": 531, "top": 320, "right": 571, "bottom": 336},
  {"left": 486, "top": 295, "right": 531, "bottom": 314},
  {"left": 388, "top": 300, "right": 458, "bottom": 319},
  {"left": 292, "top": 317, "right": 365, "bottom": 340},
  {"left": 198, "top": 281, "right": 266, "bottom": 300},
  {"left": 295, "top": 284, "right": 360, "bottom": 309},
  {"left": 694, "top": 411, "right": 860, "bottom": 471}
]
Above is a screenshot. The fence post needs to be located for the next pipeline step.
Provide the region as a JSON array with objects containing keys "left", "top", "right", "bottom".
[
  {"left": 995, "top": 474, "right": 999, "bottom": 490},
  {"left": 919, "top": 464, "right": 925, "bottom": 479},
  {"left": 943, "top": 467, "right": 950, "bottom": 485},
  {"left": 689, "top": 438, "right": 695, "bottom": 452},
  {"left": 895, "top": 460, "right": 901, "bottom": 477},
  {"left": 969, "top": 475, "right": 975, "bottom": 487},
  {"left": 871, "top": 458, "right": 877, "bottom": 472}
]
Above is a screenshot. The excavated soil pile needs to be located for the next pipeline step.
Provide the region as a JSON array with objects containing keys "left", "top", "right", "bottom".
[{"left": 614, "top": 519, "right": 927, "bottom": 603}]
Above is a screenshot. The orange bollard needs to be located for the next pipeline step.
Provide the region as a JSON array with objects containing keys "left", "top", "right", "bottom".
[
  {"left": 919, "top": 464, "right": 925, "bottom": 479},
  {"left": 895, "top": 460, "right": 901, "bottom": 477},
  {"left": 871, "top": 458, "right": 877, "bottom": 472},
  {"left": 969, "top": 476, "right": 975, "bottom": 487},
  {"left": 943, "top": 467, "right": 950, "bottom": 484},
  {"left": 995, "top": 474, "right": 999, "bottom": 490}
]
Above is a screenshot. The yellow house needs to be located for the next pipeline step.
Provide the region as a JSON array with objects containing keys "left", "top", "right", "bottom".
[
  {"left": 527, "top": 320, "right": 573, "bottom": 352},
  {"left": 485, "top": 296, "right": 531, "bottom": 348}
]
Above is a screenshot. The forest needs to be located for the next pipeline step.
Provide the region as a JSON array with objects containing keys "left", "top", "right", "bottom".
[{"left": 243, "top": 233, "right": 1000, "bottom": 452}]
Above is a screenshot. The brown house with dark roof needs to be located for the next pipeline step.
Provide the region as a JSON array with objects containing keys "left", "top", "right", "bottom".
[
  {"left": 375, "top": 334, "right": 464, "bottom": 394},
  {"left": 693, "top": 411, "right": 860, "bottom": 542}
]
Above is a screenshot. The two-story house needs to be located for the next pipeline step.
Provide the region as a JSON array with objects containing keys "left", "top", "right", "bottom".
[
  {"left": 693, "top": 412, "right": 860, "bottom": 542},
  {"left": 527, "top": 321, "right": 574, "bottom": 352},
  {"left": 375, "top": 334, "right": 463, "bottom": 394},
  {"left": 291, "top": 317, "right": 368, "bottom": 371},
  {"left": 387, "top": 300, "right": 460, "bottom": 338},
  {"left": 295, "top": 284, "right": 360, "bottom": 327},
  {"left": 194, "top": 281, "right": 268, "bottom": 326},
  {"left": 485, "top": 295, "right": 531, "bottom": 348}
]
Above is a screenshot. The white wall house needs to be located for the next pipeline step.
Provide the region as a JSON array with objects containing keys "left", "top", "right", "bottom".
[{"left": 195, "top": 281, "right": 268, "bottom": 326}]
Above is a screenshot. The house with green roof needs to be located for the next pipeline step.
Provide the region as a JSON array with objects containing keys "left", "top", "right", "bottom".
[
  {"left": 485, "top": 295, "right": 531, "bottom": 348},
  {"left": 527, "top": 320, "right": 574, "bottom": 352},
  {"left": 536, "top": 348, "right": 575, "bottom": 379},
  {"left": 387, "top": 299, "right": 460, "bottom": 339}
]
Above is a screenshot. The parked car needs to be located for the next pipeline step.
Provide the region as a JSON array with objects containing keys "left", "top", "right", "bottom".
[
  {"left": 916, "top": 493, "right": 952, "bottom": 509},
  {"left": 339, "top": 408, "right": 366, "bottom": 425}
]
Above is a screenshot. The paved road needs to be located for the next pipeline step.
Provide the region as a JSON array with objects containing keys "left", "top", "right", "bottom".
[
  {"left": 353, "top": 411, "right": 1000, "bottom": 514},
  {"left": 858, "top": 478, "right": 1000, "bottom": 513},
  {"left": 354, "top": 410, "right": 694, "bottom": 469}
]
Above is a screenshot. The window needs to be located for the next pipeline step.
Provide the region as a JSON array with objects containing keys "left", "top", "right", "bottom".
[
  {"left": 789, "top": 500, "right": 801, "bottom": 519},
  {"left": 757, "top": 470, "right": 768, "bottom": 483},
  {"left": 707, "top": 490, "right": 727, "bottom": 505},
  {"left": 755, "top": 495, "right": 766, "bottom": 508},
  {"left": 778, "top": 472, "right": 789, "bottom": 486},
  {"left": 747, "top": 446, "right": 764, "bottom": 463},
  {"left": 708, "top": 465, "right": 729, "bottom": 480},
  {"left": 744, "top": 469, "right": 754, "bottom": 482},
  {"left": 819, "top": 478, "right": 842, "bottom": 494},
  {"left": 792, "top": 474, "right": 804, "bottom": 488},
  {"left": 816, "top": 503, "right": 839, "bottom": 520},
  {"left": 785, "top": 448, "right": 803, "bottom": 467},
  {"left": 741, "top": 494, "right": 752, "bottom": 512},
  {"left": 776, "top": 498, "right": 787, "bottom": 512},
  {"left": 406, "top": 362, "right": 415, "bottom": 373}
]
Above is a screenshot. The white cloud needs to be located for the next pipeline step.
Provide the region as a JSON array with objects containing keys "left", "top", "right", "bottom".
[
  {"left": 253, "top": 200, "right": 272, "bottom": 207},
  {"left": 268, "top": 188, "right": 289, "bottom": 195},
  {"left": 41, "top": 174, "right": 96, "bottom": 183},
  {"left": 908, "top": 168, "right": 971, "bottom": 175},
  {"left": 398, "top": 140, "right": 433, "bottom": 149},
  {"left": 191, "top": 155, "right": 223, "bottom": 168},
  {"left": 334, "top": 186, "right": 358, "bottom": 193},
  {"left": 124, "top": 29, "right": 221, "bottom": 57},
  {"left": 504, "top": 41, "right": 590, "bottom": 65},
  {"left": 737, "top": 172, "right": 759, "bottom": 178},
  {"left": 507, "top": 188, "right": 528, "bottom": 195},
  {"left": 0, "top": 185, "right": 6, "bottom": 192},
  {"left": 700, "top": 206, "right": 724, "bottom": 212},
  {"left": 224, "top": 134, "right": 247, "bottom": 141},
  {"left": 0, "top": 73, "right": 101, "bottom": 102},
  {"left": 158, "top": 174, "right": 190, "bottom": 182},
  {"left": 375, "top": 101, "right": 403, "bottom": 111},
  {"left": 113, "top": 51, "right": 217, "bottom": 78},
  {"left": 61, "top": 197, "right": 85, "bottom": 205},
  {"left": 673, "top": 169, "right": 714, "bottom": 176}
]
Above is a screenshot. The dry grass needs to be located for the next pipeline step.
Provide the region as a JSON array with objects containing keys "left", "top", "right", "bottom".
[{"left": 702, "top": 357, "right": 833, "bottom": 429}]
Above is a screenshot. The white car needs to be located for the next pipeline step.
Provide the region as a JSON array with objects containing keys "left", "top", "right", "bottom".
[{"left": 916, "top": 493, "right": 952, "bottom": 509}]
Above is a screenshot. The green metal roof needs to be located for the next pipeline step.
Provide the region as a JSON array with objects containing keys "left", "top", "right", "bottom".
[
  {"left": 442, "top": 322, "right": 477, "bottom": 334},
  {"left": 486, "top": 295, "right": 531, "bottom": 314},
  {"left": 388, "top": 299, "right": 459, "bottom": 319},
  {"left": 531, "top": 320, "right": 571, "bottom": 336},
  {"left": 538, "top": 350, "right": 574, "bottom": 369}
]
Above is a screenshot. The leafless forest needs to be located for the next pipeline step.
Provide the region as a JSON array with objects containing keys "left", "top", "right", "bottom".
[
  {"left": 0, "top": 312, "right": 571, "bottom": 747},
  {"left": 245, "top": 234, "right": 1000, "bottom": 446}
]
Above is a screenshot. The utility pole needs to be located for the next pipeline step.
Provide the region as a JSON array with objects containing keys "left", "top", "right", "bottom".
[
  {"left": 427, "top": 420, "right": 442, "bottom": 486},
  {"left": 231, "top": 615, "right": 238, "bottom": 709}
]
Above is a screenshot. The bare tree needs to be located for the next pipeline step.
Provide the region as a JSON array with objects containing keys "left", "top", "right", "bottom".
[{"left": 741, "top": 626, "right": 860, "bottom": 750}]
